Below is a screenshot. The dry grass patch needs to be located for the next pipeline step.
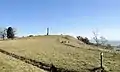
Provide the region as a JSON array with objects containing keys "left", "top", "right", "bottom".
[
  {"left": 0, "top": 52, "right": 46, "bottom": 72},
  {"left": 0, "top": 35, "right": 119, "bottom": 72}
]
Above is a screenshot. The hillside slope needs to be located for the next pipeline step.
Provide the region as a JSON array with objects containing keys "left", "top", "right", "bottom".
[
  {"left": 0, "top": 35, "right": 119, "bottom": 72},
  {"left": 0, "top": 52, "right": 46, "bottom": 72}
]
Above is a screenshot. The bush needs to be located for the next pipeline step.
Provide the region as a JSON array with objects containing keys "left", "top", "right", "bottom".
[
  {"left": 77, "top": 36, "right": 90, "bottom": 44},
  {"left": 28, "top": 35, "right": 34, "bottom": 37}
]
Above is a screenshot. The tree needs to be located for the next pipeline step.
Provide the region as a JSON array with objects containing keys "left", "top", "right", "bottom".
[
  {"left": 84, "top": 37, "right": 90, "bottom": 44},
  {"left": 0, "top": 28, "right": 7, "bottom": 40},
  {"left": 92, "top": 30, "right": 99, "bottom": 46},
  {"left": 100, "top": 36, "right": 108, "bottom": 46},
  {"left": 92, "top": 30, "right": 108, "bottom": 47},
  {"left": 77, "top": 36, "right": 90, "bottom": 44},
  {"left": 28, "top": 35, "right": 34, "bottom": 37},
  {"left": 7, "top": 27, "right": 15, "bottom": 39}
]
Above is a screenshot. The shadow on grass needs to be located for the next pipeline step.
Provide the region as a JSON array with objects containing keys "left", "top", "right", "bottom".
[
  {"left": 0, "top": 48, "right": 78, "bottom": 72},
  {"left": 87, "top": 67, "right": 107, "bottom": 72}
]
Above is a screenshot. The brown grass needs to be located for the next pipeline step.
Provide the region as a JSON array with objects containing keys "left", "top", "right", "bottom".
[
  {"left": 0, "top": 35, "right": 119, "bottom": 72},
  {"left": 0, "top": 52, "right": 46, "bottom": 72}
]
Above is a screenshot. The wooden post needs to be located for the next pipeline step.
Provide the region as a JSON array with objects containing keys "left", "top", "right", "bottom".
[{"left": 100, "top": 52, "right": 103, "bottom": 68}]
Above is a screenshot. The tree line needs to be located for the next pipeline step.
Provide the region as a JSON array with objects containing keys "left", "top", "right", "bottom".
[{"left": 0, "top": 27, "right": 16, "bottom": 40}]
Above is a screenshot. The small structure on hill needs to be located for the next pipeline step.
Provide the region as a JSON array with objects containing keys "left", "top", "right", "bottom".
[{"left": 47, "top": 28, "right": 49, "bottom": 35}]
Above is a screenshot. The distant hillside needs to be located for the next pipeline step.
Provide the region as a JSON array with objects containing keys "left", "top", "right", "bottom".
[
  {"left": 90, "top": 39, "right": 120, "bottom": 46},
  {"left": 108, "top": 41, "right": 120, "bottom": 46}
]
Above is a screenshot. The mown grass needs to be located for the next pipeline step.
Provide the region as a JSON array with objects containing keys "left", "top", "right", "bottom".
[{"left": 0, "top": 35, "right": 119, "bottom": 72}]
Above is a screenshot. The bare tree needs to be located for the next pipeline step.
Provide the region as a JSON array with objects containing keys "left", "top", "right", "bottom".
[
  {"left": 92, "top": 30, "right": 108, "bottom": 47},
  {"left": 92, "top": 30, "right": 99, "bottom": 46},
  {"left": 100, "top": 36, "right": 108, "bottom": 46},
  {"left": 0, "top": 28, "right": 7, "bottom": 40}
]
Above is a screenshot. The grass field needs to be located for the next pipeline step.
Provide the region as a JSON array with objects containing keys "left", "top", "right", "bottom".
[
  {"left": 0, "top": 52, "right": 46, "bottom": 72},
  {"left": 0, "top": 35, "right": 120, "bottom": 72}
]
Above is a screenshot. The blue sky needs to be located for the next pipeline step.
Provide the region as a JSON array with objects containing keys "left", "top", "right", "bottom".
[{"left": 0, "top": 0, "right": 120, "bottom": 40}]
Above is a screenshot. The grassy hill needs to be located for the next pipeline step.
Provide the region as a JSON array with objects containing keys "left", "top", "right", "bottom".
[
  {"left": 0, "top": 52, "right": 46, "bottom": 72},
  {"left": 0, "top": 35, "right": 120, "bottom": 72}
]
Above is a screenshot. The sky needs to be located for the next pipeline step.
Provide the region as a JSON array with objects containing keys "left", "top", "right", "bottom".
[{"left": 0, "top": 0, "right": 120, "bottom": 40}]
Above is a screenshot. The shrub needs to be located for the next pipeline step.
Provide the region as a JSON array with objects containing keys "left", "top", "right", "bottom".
[
  {"left": 28, "top": 35, "right": 34, "bottom": 37},
  {"left": 77, "top": 36, "right": 90, "bottom": 44}
]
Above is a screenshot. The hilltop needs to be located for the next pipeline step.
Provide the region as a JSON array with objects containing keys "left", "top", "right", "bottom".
[{"left": 0, "top": 35, "right": 119, "bottom": 72}]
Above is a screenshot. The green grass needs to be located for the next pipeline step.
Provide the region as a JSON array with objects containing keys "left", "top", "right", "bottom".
[{"left": 0, "top": 35, "right": 120, "bottom": 72}]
